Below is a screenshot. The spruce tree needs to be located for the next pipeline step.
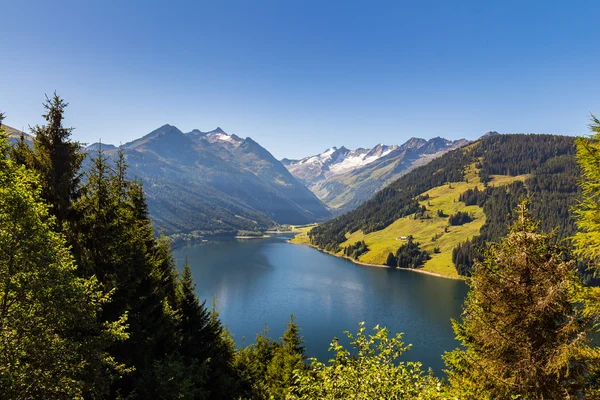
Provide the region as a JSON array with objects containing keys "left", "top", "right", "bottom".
[
  {"left": 180, "top": 257, "right": 214, "bottom": 360},
  {"left": 444, "top": 201, "right": 600, "bottom": 399},
  {"left": 28, "top": 93, "right": 84, "bottom": 231}
]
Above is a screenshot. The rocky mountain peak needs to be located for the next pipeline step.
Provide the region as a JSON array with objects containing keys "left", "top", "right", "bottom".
[{"left": 482, "top": 130, "right": 500, "bottom": 138}]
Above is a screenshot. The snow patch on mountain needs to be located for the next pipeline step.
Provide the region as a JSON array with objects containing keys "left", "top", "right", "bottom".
[
  {"left": 328, "top": 145, "right": 397, "bottom": 174},
  {"left": 205, "top": 132, "right": 239, "bottom": 144}
]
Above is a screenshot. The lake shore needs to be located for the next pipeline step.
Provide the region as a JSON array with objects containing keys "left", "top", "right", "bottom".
[{"left": 288, "top": 239, "right": 466, "bottom": 281}]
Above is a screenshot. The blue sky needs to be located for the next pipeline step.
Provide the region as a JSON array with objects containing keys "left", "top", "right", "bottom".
[{"left": 2, "top": 0, "right": 599, "bottom": 159}]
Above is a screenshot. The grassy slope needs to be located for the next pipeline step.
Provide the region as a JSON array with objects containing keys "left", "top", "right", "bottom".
[
  {"left": 289, "top": 225, "right": 314, "bottom": 245},
  {"left": 293, "top": 163, "right": 528, "bottom": 278}
]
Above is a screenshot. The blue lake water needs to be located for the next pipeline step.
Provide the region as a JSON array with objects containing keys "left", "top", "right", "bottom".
[{"left": 173, "top": 234, "right": 468, "bottom": 374}]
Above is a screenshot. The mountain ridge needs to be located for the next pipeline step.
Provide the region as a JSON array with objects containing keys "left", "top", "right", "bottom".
[
  {"left": 85, "top": 125, "right": 331, "bottom": 237},
  {"left": 283, "top": 136, "right": 470, "bottom": 213}
]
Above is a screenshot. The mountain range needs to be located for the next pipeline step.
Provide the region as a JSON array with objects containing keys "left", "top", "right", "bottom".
[
  {"left": 282, "top": 136, "right": 470, "bottom": 213},
  {"left": 4, "top": 122, "right": 484, "bottom": 240},
  {"left": 85, "top": 124, "right": 331, "bottom": 237}
]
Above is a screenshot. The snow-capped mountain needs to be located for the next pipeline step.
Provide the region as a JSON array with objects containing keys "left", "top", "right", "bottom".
[
  {"left": 281, "top": 144, "right": 399, "bottom": 184},
  {"left": 282, "top": 136, "right": 470, "bottom": 214}
]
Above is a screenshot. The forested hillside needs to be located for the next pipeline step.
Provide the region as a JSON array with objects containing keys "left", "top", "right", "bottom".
[{"left": 308, "top": 134, "right": 581, "bottom": 277}]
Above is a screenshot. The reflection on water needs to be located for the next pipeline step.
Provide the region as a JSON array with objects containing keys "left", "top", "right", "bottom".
[{"left": 173, "top": 235, "right": 468, "bottom": 374}]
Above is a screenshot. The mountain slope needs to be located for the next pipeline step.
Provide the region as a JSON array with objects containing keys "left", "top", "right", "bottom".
[
  {"left": 303, "top": 134, "right": 580, "bottom": 278},
  {"left": 3, "top": 125, "right": 33, "bottom": 146},
  {"left": 283, "top": 137, "right": 468, "bottom": 213},
  {"left": 90, "top": 125, "right": 330, "bottom": 236}
]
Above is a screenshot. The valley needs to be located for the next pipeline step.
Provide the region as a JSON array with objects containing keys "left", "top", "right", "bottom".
[
  {"left": 4, "top": 2, "right": 599, "bottom": 397},
  {"left": 83, "top": 124, "right": 331, "bottom": 238}
]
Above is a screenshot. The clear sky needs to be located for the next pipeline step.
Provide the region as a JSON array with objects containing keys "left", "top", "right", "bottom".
[{"left": 2, "top": 0, "right": 599, "bottom": 159}]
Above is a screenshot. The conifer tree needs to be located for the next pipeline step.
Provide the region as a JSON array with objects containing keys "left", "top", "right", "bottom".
[
  {"left": 266, "top": 314, "right": 305, "bottom": 399},
  {"left": 9, "top": 133, "right": 33, "bottom": 167},
  {"left": 0, "top": 131, "right": 126, "bottom": 398},
  {"left": 573, "top": 114, "right": 600, "bottom": 263},
  {"left": 28, "top": 93, "right": 84, "bottom": 230},
  {"left": 180, "top": 257, "right": 213, "bottom": 359},
  {"left": 444, "top": 201, "right": 600, "bottom": 399},
  {"left": 73, "top": 148, "right": 184, "bottom": 397}
]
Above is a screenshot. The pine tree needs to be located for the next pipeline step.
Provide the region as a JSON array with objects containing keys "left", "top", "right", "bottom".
[
  {"left": 444, "top": 201, "right": 600, "bottom": 399},
  {"left": 0, "top": 132, "right": 126, "bottom": 398},
  {"left": 28, "top": 93, "right": 84, "bottom": 231}
]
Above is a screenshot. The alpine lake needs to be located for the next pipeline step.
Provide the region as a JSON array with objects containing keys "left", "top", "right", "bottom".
[{"left": 173, "top": 234, "right": 468, "bottom": 375}]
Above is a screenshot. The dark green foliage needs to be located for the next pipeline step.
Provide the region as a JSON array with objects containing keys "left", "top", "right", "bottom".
[
  {"left": 343, "top": 240, "right": 368, "bottom": 260},
  {"left": 9, "top": 133, "right": 32, "bottom": 167},
  {"left": 395, "top": 237, "right": 430, "bottom": 269},
  {"left": 452, "top": 239, "right": 482, "bottom": 277},
  {"left": 453, "top": 149, "right": 580, "bottom": 276},
  {"left": 436, "top": 209, "right": 447, "bottom": 217},
  {"left": 72, "top": 148, "right": 182, "bottom": 397},
  {"left": 459, "top": 186, "right": 488, "bottom": 206},
  {"left": 386, "top": 252, "right": 397, "bottom": 267},
  {"left": 73, "top": 148, "right": 245, "bottom": 399},
  {"left": 235, "top": 316, "right": 305, "bottom": 400},
  {"left": 27, "top": 93, "right": 85, "bottom": 231},
  {"left": 447, "top": 211, "right": 472, "bottom": 226}
]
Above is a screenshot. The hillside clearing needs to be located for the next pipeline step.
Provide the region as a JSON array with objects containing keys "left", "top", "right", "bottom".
[{"left": 336, "top": 165, "right": 527, "bottom": 277}]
